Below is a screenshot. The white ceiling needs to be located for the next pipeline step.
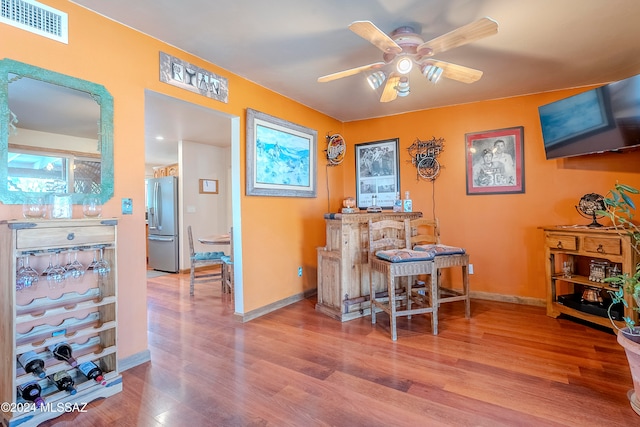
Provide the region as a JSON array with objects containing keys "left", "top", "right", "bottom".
[{"left": 69, "top": 0, "right": 640, "bottom": 165}]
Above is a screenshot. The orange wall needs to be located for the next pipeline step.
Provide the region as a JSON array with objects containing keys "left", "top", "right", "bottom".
[
  {"left": 0, "top": 0, "right": 342, "bottom": 359},
  {"left": 343, "top": 92, "right": 640, "bottom": 300},
  {"left": 2, "top": 1, "right": 640, "bottom": 364}
]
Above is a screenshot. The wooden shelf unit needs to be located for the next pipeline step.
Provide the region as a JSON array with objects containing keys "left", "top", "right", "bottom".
[
  {"left": 316, "top": 211, "right": 421, "bottom": 322},
  {"left": 542, "top": 226, "right": 639, "bottom": 330},
  {"left": 1, "top": 218, "right": 122, "bottom": 427}
]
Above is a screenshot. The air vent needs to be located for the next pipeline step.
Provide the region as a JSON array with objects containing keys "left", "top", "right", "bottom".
[{"left": 0, "top": 0, "right": 67, "bottom": 44}]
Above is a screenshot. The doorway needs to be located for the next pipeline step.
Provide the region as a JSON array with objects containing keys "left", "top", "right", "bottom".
[{"left": 144, "top": 89, "right": 243, "bottom": 313}]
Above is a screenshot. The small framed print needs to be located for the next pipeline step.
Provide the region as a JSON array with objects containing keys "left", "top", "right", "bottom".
[{"left": 199, "top": 179, "right": 218, "bottom": 194}]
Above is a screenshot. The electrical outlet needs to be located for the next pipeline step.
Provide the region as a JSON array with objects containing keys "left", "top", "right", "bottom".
[
  {"left": 469, "top": 264, "right": 474, "bottom": 275},
  {"left": 298, "top": 267, "right": 303, "bottom": 277}
]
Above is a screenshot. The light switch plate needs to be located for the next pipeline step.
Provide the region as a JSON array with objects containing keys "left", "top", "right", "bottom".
[{"left": 122, "top": 198, "right": 133, "bottom": 215}]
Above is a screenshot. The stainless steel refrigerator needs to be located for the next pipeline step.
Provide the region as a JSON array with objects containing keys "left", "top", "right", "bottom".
[{"left": 147, "top": 176, "right": 179, "bottom": 272}]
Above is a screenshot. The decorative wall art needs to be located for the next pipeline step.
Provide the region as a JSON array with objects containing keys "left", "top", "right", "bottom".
[
  {"left": 199, "top": 179, "right": 218, "bottom": 194},
  {"left": 465, "top": 126, "right": 524, "bottom": 195},
  {"left": 325, "top": 133, "right": 346, "bottom": 166},
  {"left": 246, "top": 108, "right": 317, "bottom": 198},
  {"left": 159, "top": 52, "right": 228, "bottom": 103},
  {"left": 355, "top": 138, "right": 400, "bottom": 209},
  {"left": 407, "top": 136, "right": 445, "bottom": 181}
]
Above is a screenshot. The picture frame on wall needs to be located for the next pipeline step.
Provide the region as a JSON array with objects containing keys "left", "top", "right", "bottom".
[
  {"left": 355, "top": 138, "right": 400, "bottom": 209},
  {"left": 465, "top": 126, "right": 524, "bottom": 195},
  {"left": 246, "top": 108, "right": 317, "bottom": 198}
]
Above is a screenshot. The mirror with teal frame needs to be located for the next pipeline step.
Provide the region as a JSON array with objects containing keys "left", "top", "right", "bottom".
[{"left": 0, "top": 58, "right": 113, "bottom": 205}]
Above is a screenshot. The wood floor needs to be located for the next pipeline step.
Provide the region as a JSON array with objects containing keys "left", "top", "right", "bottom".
[{"left": 40, "top": 271, "right": 639, "bottom": 427}]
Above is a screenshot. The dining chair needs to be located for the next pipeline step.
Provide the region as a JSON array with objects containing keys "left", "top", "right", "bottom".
[
  {"left": 221, "top": 227, "right": 234, "bottom": 295},
  {"left": 187, "top": 225, "right": 224, "bottom": 296},
  {"left": 368, "top": 218, "right": 438, "bottom": 341},
  {"left": 407, "top": 218, "right": 471, "bottom": 319}
]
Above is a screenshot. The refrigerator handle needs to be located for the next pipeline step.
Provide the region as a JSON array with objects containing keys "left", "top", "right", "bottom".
[{"left": 149, "top": 181, "right": 160, "bottom": 230}]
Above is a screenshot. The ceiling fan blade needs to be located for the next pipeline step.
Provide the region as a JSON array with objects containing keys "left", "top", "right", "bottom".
[
  {"left": 425, "top": 60, "right": 483, "bottom": 83},
  {"left": 380, "top": 75, "right": 400, "bottom": 103},
  {"left": 349, "top": 21, "right": 403, "bottom": 55},
  {"left": 417, "top": 17, "right": 498, "bottom": 57},
  {"left": 317, "top": 62, "right": 386, "bottom": 83}
]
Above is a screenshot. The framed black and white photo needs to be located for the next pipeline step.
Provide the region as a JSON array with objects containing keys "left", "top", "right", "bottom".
[
  {"left": 355, "top": 138, "right": 400, "bottom": 209},
  {"left": 465, "top": 126, "right": 524, "bottom": 195}
]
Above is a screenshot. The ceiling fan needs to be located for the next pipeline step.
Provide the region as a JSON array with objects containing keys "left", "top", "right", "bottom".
[{"left": 318, "top": 17, "right": 498, "bottom": 102}]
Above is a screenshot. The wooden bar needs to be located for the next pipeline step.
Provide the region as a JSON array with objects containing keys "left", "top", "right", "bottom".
[{"left": 316, "top": 211, "right": 421, "bottom": 321}]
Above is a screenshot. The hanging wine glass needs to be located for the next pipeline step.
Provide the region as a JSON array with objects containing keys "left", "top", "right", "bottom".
[
  {"left": 45, "top": 251, "right": 66, "bottom": 286},
  {"left": 94, "top": 247, "right": 110, "bottom": 277},
  {"left": 86, "top": 249, "right": 99, "bottom": 271},
  {"left": 65, "top": 250, "right": 84, "bottom": 280},
  {"left": 16, "top": 253, "right": 39, "bottom": 291}
]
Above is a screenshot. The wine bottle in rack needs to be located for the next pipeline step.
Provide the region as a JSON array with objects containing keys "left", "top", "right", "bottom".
[
  {"left": 78, "top": 360, "right": 106, "bottom": 386},
  {"left": 48, "top": 342, "right": 78, "bottom": 367},
  {"left": 50, "top": 370, "right": 77, "bottom": 395},
  {"left": 17, "top": 351, "right": 46, "bottom": 378},
  {"left": 17, "top": 381, "right": 45, "bottom": 408}
]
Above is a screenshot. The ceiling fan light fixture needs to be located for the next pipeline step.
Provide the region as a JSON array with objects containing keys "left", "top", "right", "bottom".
[
  {"left": 422, "top": 64, "right": 443, "bottom": 83},
  {"left": 396, "top": 77, "right": 410, "bottom": 97},
  {"left": 396, "top": 57, "right": 413, "bottom": 74},
  {"left": 366, "top": 71, "right": 386, "bottom": 90}
]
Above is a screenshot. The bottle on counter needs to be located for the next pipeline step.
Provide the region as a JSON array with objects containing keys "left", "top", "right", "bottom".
[
  {"left": 17, "top": 351, "right": 46, "bottom": 379},
  {"left": 392, "top": 192, "right": 402, "bottom": 212},
  {"left": 403, "top": 191, "right": 413, "bottom": 212},
  {"left": 17, "top": 381, "right": 45, "bottom": 408},
  {"left": 78, "top": 360, "right": 106, "bottom": 386},
  {"left": 48, "top": 342, "right": 78, "bottom": 368},
  {"left": 50, "top": 370, "right": 77, "bottom": 395}
]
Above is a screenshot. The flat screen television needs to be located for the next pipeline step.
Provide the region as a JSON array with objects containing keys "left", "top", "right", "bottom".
[{"left": 539, "top": 73, "right": 640, "bottom": 159}]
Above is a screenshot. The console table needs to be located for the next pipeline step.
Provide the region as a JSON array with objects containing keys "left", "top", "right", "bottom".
[
  {"left": 316, "top": 211, "right": 421, "bottom": 321},
  {"left": 542, "top": 225, "right": 639, "bottom": 330}
]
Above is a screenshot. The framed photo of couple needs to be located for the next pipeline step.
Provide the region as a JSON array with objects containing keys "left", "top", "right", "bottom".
[{"left": 465, "top": 126, "right": 524, "bottom": 195}]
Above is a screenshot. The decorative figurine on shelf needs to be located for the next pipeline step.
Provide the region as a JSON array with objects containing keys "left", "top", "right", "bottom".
[
  {"left": 576, "top": 193, "right": 605, "bottom": 227},
  {"left": 342, "top": 197, "right": 357, "bottom": 213}
]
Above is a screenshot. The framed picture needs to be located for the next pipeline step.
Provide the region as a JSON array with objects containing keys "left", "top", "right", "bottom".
[
  {"left": 199, "top": 179, "right": 218, "bottom": 194},
  {"left": 465, "top": 126, "right": 524, "bottom": 195},
  {"left": 355, "top": 138, "right": 400, "bottom": 209},
  {"left": 246, "top": 108, "right": 317, "bottom": 197}
]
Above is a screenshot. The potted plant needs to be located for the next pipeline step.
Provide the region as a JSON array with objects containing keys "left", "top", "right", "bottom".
[{"left": 600, "top": 183, "right": 640, "bottom": 415}]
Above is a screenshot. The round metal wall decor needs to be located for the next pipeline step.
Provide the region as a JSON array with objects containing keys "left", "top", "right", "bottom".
[
  {"left": 407, "top": 136, "right": 445, "bottom": 181},
  {"left": 325, "top": 133, "right": 346, "bottom": 165}
]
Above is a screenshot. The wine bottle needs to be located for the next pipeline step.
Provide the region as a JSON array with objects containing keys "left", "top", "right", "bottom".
[
  {"left": 17, "top": 381, "right": 45, "bottom": 408},
  {"left": 78, "top": 360, "right": 106, "bottom": 386},
  {"left": 50, "top": 370, "right": 77, "bottom": 395},
  {"left": 48, "top": 342, "right": 78, "bottom": 367},
  {"left": 17, "top": 351, "right": 46, "bottom": 378}
]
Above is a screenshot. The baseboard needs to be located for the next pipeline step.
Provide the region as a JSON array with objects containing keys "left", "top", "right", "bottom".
[
  {"left": 470, "top": 291, "right": 545, "bottom": 307},
  {"left": 118, "top": 349, "right": 151, "bottom": 371},
  {"left": 234, "top": 288, "right": 544, "bottom": 322},
  {"left": 237, "top": 288, "right": 317, "bottom": 322}
]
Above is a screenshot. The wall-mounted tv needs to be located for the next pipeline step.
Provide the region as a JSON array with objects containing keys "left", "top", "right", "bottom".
[{"left": 539, "top": 73, "right": 640, "bottom": 159}]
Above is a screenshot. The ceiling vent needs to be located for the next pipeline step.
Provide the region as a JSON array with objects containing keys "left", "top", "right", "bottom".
[{"left": 1, "top": 0, "right": 67, "bottom": 44}]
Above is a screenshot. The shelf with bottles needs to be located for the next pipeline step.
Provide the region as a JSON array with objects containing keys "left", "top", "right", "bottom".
[
  {"left": 16, "top": 334, "right": 116, "bottom": 377},
  {"left": 15, "top": 357, "right": 116, "bottom": 412}
]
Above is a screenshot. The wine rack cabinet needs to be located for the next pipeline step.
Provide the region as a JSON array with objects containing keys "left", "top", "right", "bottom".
[{"left": 1, "top": 219, "right": 122, "bottom": 427}]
